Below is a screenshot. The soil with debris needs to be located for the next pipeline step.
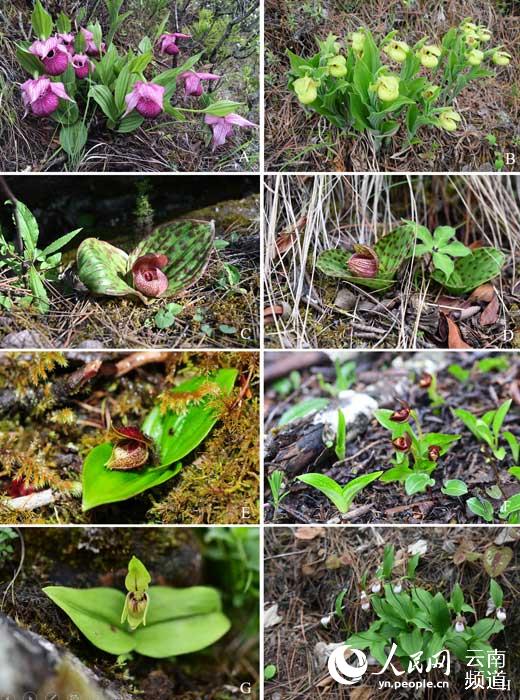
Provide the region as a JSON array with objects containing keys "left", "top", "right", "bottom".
[
  {"left": 264, "top": 526, "right": 520, "bottom": 700},
  {"left": 0, "top": 176, "right": 260, "bottom": 349},
  {"left": 0, "top": 527, "right": 259, "bottom": 699},
  {"left": 264, "top": 0, "right": 519, "bottom": 172},
  {"left": 0, "top": 350, "right": 259, "bottom": 525},
  {"left": 264, "top": 351, "right": 520, "bottom": 524}
]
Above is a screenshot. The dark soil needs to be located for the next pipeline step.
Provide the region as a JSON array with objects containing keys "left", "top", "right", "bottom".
[
  {"left": 0, "top": 350, "right": 260, "bottom": 524},
  {"left": 264, "top": 351, "right": 520, "bottom": 524},
  {"left": 264, "top": 0, "right": 519, "bottom": 172},
  {"left": 264, "top": 526, "right": 520, "bottom": 700},
  {"left": 0, "top": 526, "right": 259, "bottom": 699}
]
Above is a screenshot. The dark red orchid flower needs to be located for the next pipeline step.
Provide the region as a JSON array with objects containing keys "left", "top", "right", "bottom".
[
  {"left": 132, "top": 254, "right": 169, "bottom": 298},
  {"left": 392, "top": 434, "right": 412, "bottom": 452},
  {"left": 419, "top": 373, "right": 433, "bottom": 388},
  {"left": 390, "top": 405, "right": 411, "bottom": 423},
  {"left": 428, "top": 445, "right": 441, "bottom": 461},
  {"left": 106, "top": 425, "right": 153, "bottom": 470}
]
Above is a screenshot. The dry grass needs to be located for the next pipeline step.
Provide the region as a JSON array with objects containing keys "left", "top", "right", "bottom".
[
  {"left": 0, "top": 0, "right": 259, "bottom": 172},
  {"left": 264, "top": 526, "right": 520, "bottom": 700},
  {"left": 264, "top": 0, "right": 520, "bottom": 172},
  {"left": 264, "top": 173, "right": 520, "bottom": 349}
]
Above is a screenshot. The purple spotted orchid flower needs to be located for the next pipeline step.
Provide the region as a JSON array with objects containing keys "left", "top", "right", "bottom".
[
  {"left": 204, "top": 113, "right": 257, "bottom": 150},
  {"left": 29, "top": 37, "right": 69, "bottom": 76},
  {"left": 81, "top": 28, "right": 106, "bottom": 57},
  {"left": 181, "top": 71, "right": 221, "bottom": 97},
  {"left": 56, "top": 32, "right": 76, "bottom": 55},
  {"left": 72, "top": 54, "right": 94, "bottom": 80},
  {"left": 21, "top": 77, "right": 73, "bottom": 117},
  {"left": 158, "top": 33, "right": 191, "bottom": 56},
  {"left": 123, "top": 81, "right": 165, "bottom": 119}
]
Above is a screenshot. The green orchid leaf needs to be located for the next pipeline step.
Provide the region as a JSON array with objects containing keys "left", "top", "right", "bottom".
[
  {"left": 278, "top": 398, "right": 329, "bottom": 426},
  {"left": 405, "top": 473, "right": 434, "bottom": 495},
  {"left": 467, "top": 496, "right": 494, "bottom": 522},
  {"left": 431, "top": 247, "right": 505, "bottom": 295},
  {"left": 373, "top": 224, "right": 415, "bottom": 275},
  {"left": 82, "top": 369, "right": 237, "bottom": 510},
  {"left": 129, "top": 220, "right": 215, "bottom": 296},
  {"left": 43, "top": 585, "right": 230, "bottom": 658},
  {"left": 489, "top": 579, "right": 504, "bottom": 609},
  {"left": 43, "top": 586, "right": 134, "bottom": 655},
  {"left": 441, "top": 479, "right": 468, "bottom": 497}
]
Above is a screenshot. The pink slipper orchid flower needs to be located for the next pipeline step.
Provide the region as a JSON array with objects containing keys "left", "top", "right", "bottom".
[
  {"left": 204, "top": 113, "right": 257, "bottom": 150},
  {"left": 72, "top": 54, "right": 94, "bottom": 80},
  {"left": 80, "top": 28, "right": 106, "bottom": 57},
  {"left": 29, "top": 37, "right": 69, "bottom": 76},
  {"left": 123, "top": 81, "right": 165, "bottom": 119},
  {"left": 21, "top": 77, "right": 73, "bottom": 117},
  {"left": 56, "top": 32, "right": 76, "bottom": 55},
  {"left": 158, "top": 33, "right": 191, "bottom": 56},
  {"left": 132, "top": 254, "right": 169, "bottom": 297},
  {"left": 181, "top": 71, "right": 221, "bottom": 97}
]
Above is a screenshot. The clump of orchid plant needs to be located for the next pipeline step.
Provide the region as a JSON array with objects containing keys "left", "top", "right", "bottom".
[
  {"left": 16, "top": 0, "right": 257, "bottom": 159},
  {"left": 287, "top": 19, "right": 511, "bottom": 146},
  {"left": 374, "top": 401, "right": 460, "bottom": 495},
  {"left": 341, "top": 546, "right": 507, "bottom": 680},
  {"left": 76, "top": 219, "right": 215, "bottom": 304}
]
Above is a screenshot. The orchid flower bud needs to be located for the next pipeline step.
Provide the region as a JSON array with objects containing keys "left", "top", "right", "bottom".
[
  {"left": 293, "top": 76, "right": 319, "bottom": 104},
  {"left": 383, "top": 40, "right": 409, "bottom": 63},
  {"left": 321, "top": 615, "right": 332, "bottom": 627},
  {"left": 492, "top": 50, "right": 511, "bottom": 66},
  {"left": 372, "top": 74, "right": 400, "bottom": 102},
  {"left": 392, "top": 434, "right": 412, "bottom": 452},
  {"left": 349, "top": 30, "right": 366, "bottom": 56},
  {"left": 496, "top": 607, "right": 507, "bottom": 622},
  {"left": 467, "top": 49, "right": 484, "bottom": 66},
  {"left": 371, "top": 581, "right": 381, "bottom": 594},
  {"left": 461, "top": 20, "right": 478, "bottom": 33},
  {"left": 131, "top": 254, "right": 169, "bottom": 297},
  {"left": 327, "top": 55, "right": 347, "bottom": 78},
  {"left": 454, "top": 615, "right": 465, "bottom": 633},
  {"left": 158, "top": 32, "right": 191, "bottom": 56},
  {"left": 393, "top": 582, "right": 402, "bottom": 593},
  {"left": 417, "top": 45, "right": 441, "bottom": 68},
  {"left": 347, "top": 245, "right": 379, "bottom": 278},
  {"left": 486, "top": 598, "right": 496, "bottom": 616},
  {"left": 81, "top": 27, "right": 106, "bottom": 56},
  {"left": 437, "top": 109, "right": 462, "bottom": 132}
]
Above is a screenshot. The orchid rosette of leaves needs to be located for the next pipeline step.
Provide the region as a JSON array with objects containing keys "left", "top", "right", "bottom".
[
  {"left": 43, "top": 556, "right": 231, "bottom": 658},
  {"left": 76, "top": 219, "right": 215, "bottom": 304},
  {"left": 16, "top": 0, "right": 257, "bottom": 159},
  {"left": 316, "top": 222, "right": 505, "bottom": 296}
]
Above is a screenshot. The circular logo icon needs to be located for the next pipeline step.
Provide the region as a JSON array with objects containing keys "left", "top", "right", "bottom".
[{"left": 328, "top": 645, "right": 368, "bottom": 685}]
